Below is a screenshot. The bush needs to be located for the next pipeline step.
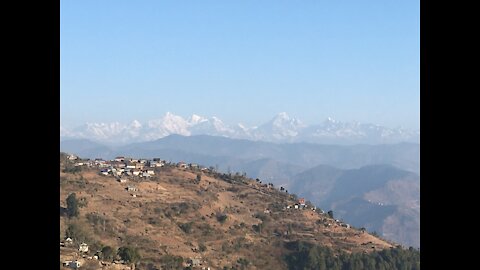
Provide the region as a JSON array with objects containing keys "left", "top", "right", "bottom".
[
  {"left": 179, "top": 222, "right": 194, "bottom": 234},
  {"left": 100, "top": 246, "right": 115, "bottom": 260},
  {"left": 216, "top": 213, "right": 228, "bottom": 224},
  {"left": 117, "top": 246, "right": 141, "bottom": 263},
  {"left": 252, "top": 223, "right": 263, "bottom": 233},
  {"left": 65, "top": 221, "right": 90, "bottom": 243},
  {"left": 63, "top": 164, "right": 81, "bottom": 174},
  {"left": 159, "top": 255, "right": 183, "bottom": 269}
]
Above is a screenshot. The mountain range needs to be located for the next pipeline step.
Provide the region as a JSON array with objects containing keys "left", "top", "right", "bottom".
[{"left": 60, "top": 112, "right": 420, "bottom": 145}]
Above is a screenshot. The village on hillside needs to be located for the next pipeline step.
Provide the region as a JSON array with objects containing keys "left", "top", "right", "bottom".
[{"left": 61, "top": 154, "right": 372, "bottom": 270}]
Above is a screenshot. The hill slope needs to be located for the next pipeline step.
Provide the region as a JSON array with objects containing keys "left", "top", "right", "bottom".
[
  {"left": 290, "top": 164, "right": 420, "bottom": 248},
  {"left": 60, "top": 156, "right": 413, "bottom": 270}
]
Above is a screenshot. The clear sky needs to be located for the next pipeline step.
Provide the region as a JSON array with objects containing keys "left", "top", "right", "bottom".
[{"left": 60, "top": 0, "right": 419, "bottom": 130}]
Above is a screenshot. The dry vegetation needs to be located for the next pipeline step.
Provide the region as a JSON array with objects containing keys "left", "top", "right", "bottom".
[{"left": 60, "top": 158, "right": 394, "bottom": 270}]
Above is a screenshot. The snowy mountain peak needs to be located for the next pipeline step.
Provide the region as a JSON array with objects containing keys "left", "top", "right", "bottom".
[
  {"left": 189, "top": 114, "right": 207, "bottom": 125},
  {"left": 130, "top": 120, "right": 142, "bottom": 128},
  {"left": 276, "top": 112, "right": 290, "bottom": 119},
  {"left": 61, "top": 113, "right": 420, "bottom": 145},
  {"left": 270, "top": 112, "right": 304, "bottom": 128}
]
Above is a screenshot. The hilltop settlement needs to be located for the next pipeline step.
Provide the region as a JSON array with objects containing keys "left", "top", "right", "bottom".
[{"left": 60, "top": 153, "right": 420, "bottom": 270}]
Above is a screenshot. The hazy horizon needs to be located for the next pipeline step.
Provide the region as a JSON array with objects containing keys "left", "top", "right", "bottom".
[{"left": 61, "top": 0, "right": 419, "bottom": 130}]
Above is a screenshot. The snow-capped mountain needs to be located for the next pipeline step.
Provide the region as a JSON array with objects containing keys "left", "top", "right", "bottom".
[
  {"left": 250, "top": 112, "right": 306, "bottom": 142},
  {"left": 60, "top": 112, "right": 419, "bottom": 145}
]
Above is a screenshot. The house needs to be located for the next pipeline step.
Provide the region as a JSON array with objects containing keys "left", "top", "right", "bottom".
[
  {"left": 79, "top": 243, "right": 89, "bottom": 253},
  {"left": 132, "top": 170, "right": 141, "bottom": 176},
  {"left": 98, "top": 162, "right": 109, "bottom": 168},
  {"left": 126, "top": 186, "right": 138, "bottom": 192},
  {"left": 189, "top": 258, "right": 201, "bottom": 267},
  {"left": 146, "top": 168, "right": 155, "bottom": 175},
  {"left": 118, "top": 178, "right": 128, "bottom": 183},
  {"left": 65, "top": 237, "right": 73, "bottom": 244},
  {"left": 100, "top": 169, "right": 109, "bottom": 176},
  {"left": 294, "top": 205, "right": 299, "bottom": 209},
  {"left": 67, "top": 154, "right": 78, "bottom": 160},
  {"left": 177, "top": 162, "right": 187, "bottom": 168},
  {"left": 114, "top": 156, "right": 125, "bottom": 162},
  {"left": 69, "top": 261, "right": 82, "bottom": 268},
  {"left": 298, "top": 198, "right": 305, "bottom": 205},
  {"left": 135, "top": 163, "right": 145, "bottom": 170}
]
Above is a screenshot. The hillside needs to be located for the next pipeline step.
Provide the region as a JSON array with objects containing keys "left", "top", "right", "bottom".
[
  {"left": 59, "top": 153, "right": 419, "bottom": 270},
  {"left": 290, "top": 165, "right": 420, "bottom": 248}
]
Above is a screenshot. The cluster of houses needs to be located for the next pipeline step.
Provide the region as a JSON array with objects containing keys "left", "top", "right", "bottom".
[
  {"left": 67, "top": 154, "right": 211, "bottom": 179},
  {"left": 61, "top": 240, "right": 93, "bottom": 269},
  {"left": 286, "top": 198, "right": 317, "bottom": 211},
  {"left": 97, "top": 157, "right": 164, "bottom": 179}
]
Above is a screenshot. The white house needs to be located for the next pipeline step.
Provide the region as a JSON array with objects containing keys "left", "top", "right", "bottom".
[
  {"left": 79, "top": 243, "right": 89, "bottom": 253},
  {"left": 189, "top": 258, "right": 201, "bottom": 267},
  {"left": 118, "top": 178, "right": 128, "bottom": 183},
  {"left": 126, "top": 186, "right": 138, "bottom": 192}
]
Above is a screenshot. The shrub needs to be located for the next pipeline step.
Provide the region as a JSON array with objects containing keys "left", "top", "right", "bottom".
[
  {"left": 159, "top": 255, "right": 183, "bottom": 269},
  {"left": 179, "top": 222, "right": 194, "bottom": 234},
  {"left": 100, "top": 246, "right": 115, "bottom": 260},
  {"left": 216, "top": 213, "right": 228, "bottom": 224},
  {"left": 117, "top": 246, "right": 141, "bottom": 263}
]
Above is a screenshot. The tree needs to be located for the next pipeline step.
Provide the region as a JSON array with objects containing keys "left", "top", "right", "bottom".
[
  {"left": 196, "top": 173, "right": 201, "bottom": 184},
  {"left": 101, "top": 246, "right": 115, "bottom": 261},
  {"left": 65, "top": 222, "right": 89, "bottom": 243},
  {"left": 179, "top": 222, "right": 193, "bottom": 234},
  {"left": 327, "top": 210, "right": 334, "bottom": 219},
  {"left": 66, "top": 193, "right": 79, "bottom": 218},
  {"left": 117, "top": 246, "right": 141, "bottom": 263},
  {"left": 216, "top": 212, "right": 228, "bottom": 224},
  {"left": 198, "top": 243, "right": 207, "bottom": 252}
]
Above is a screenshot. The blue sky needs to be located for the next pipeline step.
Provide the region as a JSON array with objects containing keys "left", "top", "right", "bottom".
[{"left": 60, "top": 0, "right": 419, "bottom": 129}]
